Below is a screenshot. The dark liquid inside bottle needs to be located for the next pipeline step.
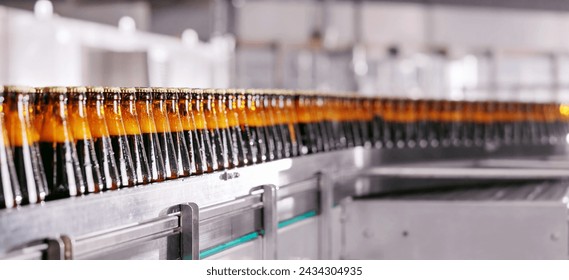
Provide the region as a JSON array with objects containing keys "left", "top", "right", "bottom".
[
  {"left": 104, "top": 88, "right": 137, "bottom": 188},
  {"left": 69, "top": 88, "right": 104, "bottom": 194},
  {"left": 155, "top": 131, "right": 179, "bottom": 178},
  {"left": 126, "top": 133, "right": 150, "bottom": 184},
  {"left": 171, "top": 130, "right": 192, "bottom": 176},
  {"left": 135, "top": 88, "right": 167, "bottom": 182},
  {"left": 12, "top": 145, "right": 46, "bottom": 204},
  {"left": 92, "top": 136, "right": 120, "bottom": 191},
  {"left": 298, "top": 122, "right": 316, "bottom": 154},
  {"left": 86, "top": 87, "right": 120, "bottom": 191},
  {"left": 180, "top": 124, "right": 204, "bottom": 175},
  {"left": 109, "top": 134, "right": 136, "bottom": 187},
  {"left": 214, "top": 92, "right": 237, "bottom": 168},
  {"left": 234, "top": 91, "right": 255, "bottom": 165},
  {"left": 250, "top": 125, "right": 266, "bottom": 162},
  {"left": 152, "top": 89, "right": 179, "bottom": 179},
  {"left": 296, "top": 95, "right": 317, "bottom": 154},
  {"left": 122, "top": 88, "right": 152, "bottom": 185},
  {"left": 191, "top": 90, "right": 217, "bottom": 172},
  {"left": 6, "top": 89, "right": 48, "bottom": 205},
  {"left": 245, "top": 91, "right": 266, "bottom": 162},
  {"left": 226, "top": 91, "right": 248, "bottom": 166},
  {"left": 209, "top": 127, "right": 227, "bottom": 169},
  {"left": 39, "top": 141, "right": 85, "bottom": 200},
  {"left": 75, "top": 139, "right": 103, "bottom": 194},
  {"left": 204, "top": 91, "right": 228, "bottom": 170},
  {"left": 39, "top": 88, "right": 85, "bottom": 201},
  {"left": 0, "top": 89, "right": 21, "bottom": 209},
  {"left": 178, "top": 91, "right": 203, "bottom": 174},
  {"left": 165, "top": 89, "right": 193, "bottom": 176},
  {"left": 0, "top": 134, "right": 20, "bottom": 209},
  {"left": 195, "top": 128, "right": 216, "bottom": 172},
  {"left": 228, "top": 125, "right": 247, "bottom": 166},
  {"left": 141, "top": 132, "right": 166, "bottom": 182}
]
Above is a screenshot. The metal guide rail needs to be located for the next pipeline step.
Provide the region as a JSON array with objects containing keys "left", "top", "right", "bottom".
[
  {"left": 0, "top": 150, "right": 349, "bottom": 260},
  {"left": 1, "top": 146, "right": 569, "bottom": 260}
]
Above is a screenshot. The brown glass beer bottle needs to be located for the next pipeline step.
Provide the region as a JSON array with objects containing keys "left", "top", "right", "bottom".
[
  {"left": 296, "top": 92, "right": 318, "bottom": 154},
  {"left": 191, "top": 89, "right": 218, "bottom": 172},
  {"left": 165, "top": 88, "right": 193, "bottom": 176},
  {"left": 152, "top": 88, "right": 180, "bottom": 178},
  {"left": 5, "top": 86, "right": 48, "bottom": 205},
  {"left": 135, "top": 87, "right": 167, "bottom": 182},
  {"left": 234, "top": 88, "right": 256, "bottom": 164},
  {"left": 85, "top": 87, "right": 120, "bottom": 191},
  {"left": 214, "top": 89, "right": 237, "bottom": 168},
  {"left": 245, "top": 89, "right": 267, "bottom": 162},
  {"left": 225, "top": 89, "right": 248, "bottom": 166},
  {"left": 203, "top": 89, "right": 229, "bottom": 169},
  {"left": 274, "top": 90, "right": 293, "bottom": 157},
  {"left": 256, "top": 90, "right": 276, "bottom": 161},
  {"left": 178, "top": 88, "right": 205, "bottom": 174},
  {"left": 121, "top": 87, "right": 151, "bottom": 184},
  {"left": 283, "top": 90, "right": 303, "bottom": 155},
  {"left": 39, "top": 87, "right": 86, "bottom": 200},
  {"left": 0, "top": 87, "right": 22, "bottom": 209},
  {"left": 68, "top": 86, "right": 104, "bottom": 194},
  {"left": 103, "top": 87, "right": 136, "bottom": 187},
  {"left": 266, "top": 90, "right": 286, "bottom": 158}
]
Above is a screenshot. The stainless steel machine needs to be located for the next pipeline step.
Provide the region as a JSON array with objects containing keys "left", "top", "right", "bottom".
[{"left": 1, "top": 143, "right": 568, "bottom": 260}]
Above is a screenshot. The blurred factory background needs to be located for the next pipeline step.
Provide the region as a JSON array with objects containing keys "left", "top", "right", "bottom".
[{"left": 2, "top": 0, "right": 569, "bottom": 102}]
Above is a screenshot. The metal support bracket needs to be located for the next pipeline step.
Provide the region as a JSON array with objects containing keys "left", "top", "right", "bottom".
[
  {"left": 179, "top": 202, "right": 199, "bottom": 260},
  {"left": 317, "top": 172, "right": 333, "bottom": 260},
  {"left": 60, "top": 202, "right": 199, "bottom": 260},
  {"left": 260, "top": 184, "right": 278, "bottom": 260},
  {"left": 0, "top": 238, "right": 64, "bottom": 260}
]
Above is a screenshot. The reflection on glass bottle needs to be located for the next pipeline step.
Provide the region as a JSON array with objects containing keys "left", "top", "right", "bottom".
[
  {"left": 283, "top": 90, "right": 302, "bottom": 156},
  {"left": 204, "top": 89, "right": 229, "bottom": 169},
  {"left": 103, "top": 87, "right": 136, "bottom": 187},
  {"left": 214, "top": 89, "right": 236, "bottom": 168},
  {"left": 136, "top": 88, "right": 167, "bottom": 182},
  {"left": 121, "top": 87, "right": 151, "bottom": 185},
  {"left": 87, "top": 87, "right": 121, "bottom": 191},
  {"left": 5, "top": 86, "right": 48, "bottom": 205},
  {"left": 264, "top": 91, "right": 284, "bottom": 159},
  {"left": 296, "top": 92, "right": 317, "bottom": 154},
  {"left": 225, "top": 89, "right": 248, "bottom": 167},
  {"left": 153, "top": 88, "right": 180, "bottom": 178},
  {"left": 68, "top": 86, "right": 104, "bottom": 194},
  {"left": 234, "top": 89, "right": 255, "bottom": 165},
  {"left": 86, "top": 87, "right": 120, "bottom": 191},
  {"left": 273, "top": 90, "right": 293, "bottom": 157},
  {"left": 39, "top": 87, "right": 85, "bottom": 200},
  {"left": 191, "top": 89, "right": 217, "bottom": 172},
  {"left": 0, "top": 87, "right": 21, "bottom": 209},
  {"left": 179, "top": 88, "right": 205, "bottom": 174},
  {"left": 245, "top": 89, "right": 267, "bottom": 162},
  {"left": 165, "top": 88, "right": 193, "bottom": 176},
  {"left": 257, "top": 90, "right": 276, "bottom": 161}
]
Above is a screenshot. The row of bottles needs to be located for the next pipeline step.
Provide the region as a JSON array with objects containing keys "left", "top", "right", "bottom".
[{"left": 1, "top": 86, "right": 568, "bottom": 209}]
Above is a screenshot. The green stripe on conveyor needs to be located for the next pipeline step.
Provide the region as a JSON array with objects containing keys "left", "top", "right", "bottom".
[
  {"left": 278, "top": 210, "right": 317, "bottom": 229},
  {"left": 194, "top": 211, "right": 318, "bottom": 259},
  {"left": 198, "top": 232, "right": 259, "bottom": 259}
]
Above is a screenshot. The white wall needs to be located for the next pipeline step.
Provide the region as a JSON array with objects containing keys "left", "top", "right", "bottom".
[{"left": 237, "top": 1, "right": 569, "bottom": 53}]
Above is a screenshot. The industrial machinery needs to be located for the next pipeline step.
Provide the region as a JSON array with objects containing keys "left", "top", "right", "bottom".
[{"left": 1, "top": 86, "right": 568, "bottom": 260}]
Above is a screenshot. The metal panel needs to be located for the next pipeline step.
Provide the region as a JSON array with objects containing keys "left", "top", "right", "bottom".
[
  {"left": 277, "top": 217, "right": 319, "bottom": 260},
  {"left": 0, "top": 151, "right": 349, "bottom": 255},
  {"left": 343, "top": 199, "right": 569, "bottom": 259},
  {"left": 330, "top": 205, "right": 343, "bottom": 261}
]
